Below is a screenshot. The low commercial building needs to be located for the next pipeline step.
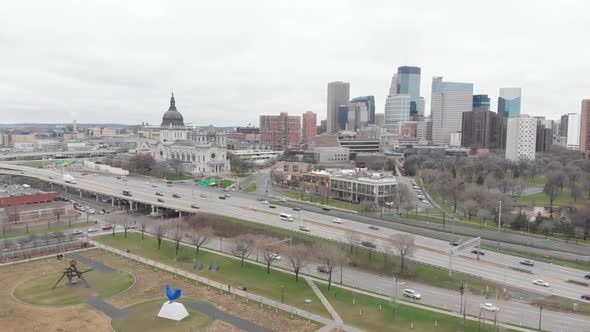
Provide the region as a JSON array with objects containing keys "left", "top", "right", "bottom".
[
  {"left": 305, "top": 147, "right": 350, "bottom": 164},
  {"left": 330, "top": 171, "right": 397, "bottom": 205},
  {"left": 230, "top": 149, "right": 283, "bottom": 165}
]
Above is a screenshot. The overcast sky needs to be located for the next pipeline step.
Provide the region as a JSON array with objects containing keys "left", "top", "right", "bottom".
[{"left": 1, "top": 0, "right": 588, "bottom": 126}]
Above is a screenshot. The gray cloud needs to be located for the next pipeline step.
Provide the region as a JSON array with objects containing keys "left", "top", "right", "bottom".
[{"left": 1, "top": 0, "right": 588, "bottom": 125}]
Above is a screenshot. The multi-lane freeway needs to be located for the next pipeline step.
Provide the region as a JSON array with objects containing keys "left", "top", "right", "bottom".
[{"left": 2, "top": 164, "right": 590, "bottom": 331}]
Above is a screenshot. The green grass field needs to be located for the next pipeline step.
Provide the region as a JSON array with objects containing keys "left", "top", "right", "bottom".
[
  {"left": 111, "top": 298, "right": 212, "bottom": 332},
  {"left": 219, "top": 179, "right": 235, "bottom": 188},
  {"left": 243, "top": 182, "right": 257, "bottom": 193},
  {"left": 95, "top": 233, "right": 330, "bottom": 318},
  {"left": 528, "top": 175, "right": 547, "bottom": 185},
  {"left": 13, "top": 266, "right": 134, "bottom": 306},
  {"left": 513, "top": 189, "right": 589, "bottom": 207},
  {"left": 165, "top": 174, "right": 193, "bottom": 181},
  {"left": 316, "top": 282, "right": 507, "bottom": 332}
]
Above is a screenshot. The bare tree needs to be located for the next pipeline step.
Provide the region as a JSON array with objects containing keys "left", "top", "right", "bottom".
[
  {"left": 232, "top": 234, "right": 254, "bottom": 267},
  {"left": 463, "top": 199, "right": 479, "bottom": 220},
  {"left": 285, "top": 244, "right": 310, "bottom": 282},
  {"left": 540, "top": 219, "right": 555, "bottom": 238},
  {"left": 169, "top": 220, "right": 185, "bottom": 257},
  {"left": 477, "top": 208, "right": 492, "bottom": 228},
  {"left": 544, "top": 173, "right": 561, "bottom": 213},
  {"left": 155, "top": 221, "right": 168, "bottom": 250},
  {"left": 484, "top": 175, "right": 496, "bottom": 192},
  {"left": 447, "top": 178, "right": 465, "bottom": 213},
  {"left": 391, "top": 234, "right": 416, "bottom": 275},
  {"left": 55, "top": 231, "right": 65, "bottom": 243},
  {"left": 316, "top": 244, "right": 346, "bottom": 290},
  {"left": 565, "top": 165, "right": 583, "bottom": 193},
  {"left": 256, "top": 236, "right": 282, "bottom": 274},
  {"left": 187, "top": 220, "right": 213, "bottom": 258},
  {"left": 509, "top": 179, "right": 527, "bottom": 198},
  {"left": 571, "top": 182, "right": 583, "bottom": 203},
  {"left": 346, "top": 231, "right": 359, "bottom": 255}
]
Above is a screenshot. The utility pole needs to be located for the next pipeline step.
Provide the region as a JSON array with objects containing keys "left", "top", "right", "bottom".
[
  {"left": 538, "top": 306, "right": 543, "bottom": 330},
  {"left": 459, "top": 281, "right": 464, "bottom": 314},
  {"left": 497, "top": 200, "right": 502, "bottom": 250}
]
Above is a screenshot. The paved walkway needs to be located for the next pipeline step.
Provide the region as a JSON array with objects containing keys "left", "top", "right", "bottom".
[
  {"left": 89, "top": 240, "right": 362, "bottom": 332},
  {"left": 86, "top": 294, "right": 126, "bottom": 319},
  {"left": 304, "top": 277, "right": 343, "bottom": 323},
  {"left": 69, "top": 253, "right": 115, "bottom": 272}
]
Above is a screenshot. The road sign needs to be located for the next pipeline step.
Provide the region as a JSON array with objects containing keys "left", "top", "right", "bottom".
[{"left": 198, "top": 178, "right": 216, "bottom": 186}]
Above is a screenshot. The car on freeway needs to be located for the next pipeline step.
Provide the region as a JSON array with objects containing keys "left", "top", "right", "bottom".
[
  {"left": 88, "top": 208, "right": 96, "bottom": 214},
  {"left": 224, "top": 193, "right": 231, "bottom": 198},
  {"left": 88, "top": 228, "right": 99, "bottom": 233},
  {"left": 449, "top": 241, "right": 459, "bottom": 246},
  {"left": 199, "top": 194, "right": 208, "bottom": 198},
  {"left": 48, "top": 176, "right": 54, "bottom": 179},
  {"left": 292, "top": 207, "right": 301, "bottom": 211},
  {"left": 102, "top": 225, "right": 113, "bottom": 230},
  {"left": 299, "top": 225, "right": 310, "bottom": 232},
  {"left": 151, "top": 184, "right": 157, "bottom": 188},
  {"left": 270, "top": 253, "right": 281, "bottom": 261},
  {"left": 269, "top": 205, "right": 277, "bottom": 208},
  {"left": 223, "top": 188, "right": 229, "bottom": 192},
  {"left": 72, "top": 229, "right": 83, "bottom": 235},
  {"left": 20, "top": 171, "right": 25, "bottom": 174},
  {"left": 332, "top": 218, "right": 342, "bottom": 224},
  {"left": 279, "top": 198, "right": 287, "bottom": 202},
  {"left": 116, "top": 176, "right": 121, "bottom": 179},
  {"left": 471, "top": 249, "right": 485, "bottom": 255},
  {"left": 78, "top": 207, "right": 86, "bottom": 212},
  {"left": 191, "top": 204, "right": 200, "bottom": 209},
  {"left": 157, "top": 198, "right": 165, "bottom": 202},
  {"left": 402, "top": 289, "right": 422, "bottom": 300},
  {"left": 361, "top": 241, "right": 377, "bottom": 249},
  {"left": 321, "top": 206, "right": 330, "bottom": 211},
  {"left": 172, "top": 194, "right": 181, "bottom": 198},
  {"left": 581, "top": 295, "right": 590, "bottom": 301},
  {"left": 261, "top": 200, "right": 269, "bottom": 205},
  {"left": 368, "top": 226, "right": 380, "bottom": 230},
  {"left": 122, "top": 190, "right": 132, "bottom": 197},
  {"left": 585, "top": 274, "right": 590, "bottom": 279},
  {"left": 480, "top": 303, "right": 499, "bottom": 312},
  {"left": 520, "top": 260, "right": 535, "bottom": 266},
  {"left": 155, "top": 192, "right": 163, "bottom": 196},
  {"left": 533, "top": 279, "right": 550, "bottom": 287},
  {"left": 317, "top": 265, "right": 328, "bottom": 273},
  {"left": 218, "top": 196, "right": 226, "bottom": 200},
  {"left": 98, "top": 210, "right": 105, "bottom": 215}
]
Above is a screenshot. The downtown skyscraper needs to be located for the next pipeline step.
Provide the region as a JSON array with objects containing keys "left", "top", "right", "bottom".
[
  {"left": 581, "top": 99, "right": 590, "bottom": 159},
  {"left": 431, "top": 77, "right": 473, "bottom": 145},
  {"left": 498, "top": 88, "right": 522, "bottom": 118},
  {"left": 326, "top": 81, "right": 350, "bottom": 133}
]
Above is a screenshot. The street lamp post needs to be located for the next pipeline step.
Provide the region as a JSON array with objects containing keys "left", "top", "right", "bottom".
[{"left": 497, "top": 200, "right": 502, "bottom": 250}]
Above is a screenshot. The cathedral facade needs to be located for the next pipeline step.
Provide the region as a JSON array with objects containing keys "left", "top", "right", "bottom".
[{"left": 141, "top": 94, "right": 230, "bottom": 175}]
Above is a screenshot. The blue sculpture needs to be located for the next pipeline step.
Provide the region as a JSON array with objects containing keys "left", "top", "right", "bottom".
[{"left": 166, "top": 284, "right": 182, "bottom": 303}]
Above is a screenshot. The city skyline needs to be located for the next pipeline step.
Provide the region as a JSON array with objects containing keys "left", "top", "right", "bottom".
[{"left": 1, "top": 1, "right": 589, "bottom": 125}]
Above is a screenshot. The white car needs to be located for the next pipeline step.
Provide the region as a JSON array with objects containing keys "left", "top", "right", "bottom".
[
  {"left": 402, "top": 289, "right": 422, "bottom": 300},
  {"left": 270, "top": 253, "right": 282, "bottom": 261},
  {"left": 533, "top": 279, "right": 550, "bottom": 287},
  {"left": 332, "top": 218, "right": 343, "bottom": 224},
  {"left": 72, "top": 229, "right": 83, "bottom": 235},
  {"left": 261, "top": 200, "right": 269, "bottom": 205},
  {"left": 279, "top": 198, "right": 287, "bottom": 202},
  {"left": 480, "top": 303, "right": 499, "bottom": 312},
  {"left": 299, "top": 225, "right": 311, "bottom": 232},
  {"left": 87, "top": 228, "right": 99, "bottom": 233}
]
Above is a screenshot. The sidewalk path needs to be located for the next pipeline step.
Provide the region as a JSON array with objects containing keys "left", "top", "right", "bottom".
[{"left": 304, "top": 277, "right": 343, "bottom": 323}]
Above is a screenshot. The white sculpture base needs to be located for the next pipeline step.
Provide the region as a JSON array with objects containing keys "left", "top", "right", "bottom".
[{"left": 157, "top": 301, "right": 189, "bottom": 321}]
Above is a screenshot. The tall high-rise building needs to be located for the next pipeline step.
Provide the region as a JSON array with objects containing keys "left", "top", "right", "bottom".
[
  {"left": 567, "top": 112, "right": 581, "bottom": 151},
  {"left": 581, "top": 99, "right": 590, "bottom": 158},
  {"left": 417, "top": 118, "right": 433, "bottom": 141},
  {"left": 505, "top": 115, "right": 536, "bottom": 161},
  {"left": 337, "top": 105, "right": 349, "bottom": 131},
  {"left": 472, "top": 94, "right": 491, "bottom": 112},
  {"left": 384, "top": 95, "right": 411, "bottom": 134},
  {"left": 498, "top": 88, "right": 522, "bottom": 117},
  {"left": 302, "top": 111, "right": 317, "bottom": 142},
  {"left": 559, "top": 114, "right": 569, "bottom": 137},
  {"left": 349, "top": 96, "right": 375, "bottom": 124},
  {"left": 259, "top": 112, "right": 301, "bottom": 149},
  {"left": 431, "top": 77, "right": 474, "bottom": 145},
  {"left": 397, "top": 66, "right": 421, "bottom": 119},
  {"left": 461, "top": 106, "right": 505, "bottom": 149},
  {"left": 388, "top": 74, "right": 398, "bottom": 96},
  {"left": 318, "top": 120, "right": 327, "bottom": 135},
  {"left": 327, "top": 81, "right": 350, "bottom": 133},
  {"left": 375, "top": 113, "right": 385, "bottom": 127},
  {"left": 535, "top": 117, "right": 553, "bottom": 153}
]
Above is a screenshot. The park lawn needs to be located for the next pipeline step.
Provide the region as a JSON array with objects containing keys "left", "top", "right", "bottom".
[
  {"left": 2, "top": 224, "right": 79, "bottom": 239},
  {"left": 513, "top": 189, "right": 589, "bottom": 207},
  {"left": 94, "top": 232, "right": 330, "bottom": 318},
  {"left": 281, "top": 189, "right": 362, "bottom": 212},
  {"left": 243, "top": 182, "right": 257, "bottom": 193},
  {"left": 13, "top": 265, "right": 134, "bottom": 306},
  {"left": 316, "top": 282, "right": 506, "bottom": 332},
  {"left": 165, "top": 174, "right": 193, "bottom": 181},
  {"left": 112, "top": 298, "right": 212, "bottom": 332},
  {"left": 534, "top": 295, "right": 590, "bottom": 316},
  {"left": 528, "top": 175, "right": 547, "bottom": 185},
  {"left": 219, "top": 179, "right": 235, "bottom": 188}
]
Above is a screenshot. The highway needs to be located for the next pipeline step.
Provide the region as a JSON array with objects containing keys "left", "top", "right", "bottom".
[{"left": 2, "top": 164, "right": 590, "bottom": 331}]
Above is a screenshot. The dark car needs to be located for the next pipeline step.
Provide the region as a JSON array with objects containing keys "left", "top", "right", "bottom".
[
  {"left": 269, "top": 205, "right": 277, "bottom": 209},
  {"left": 361, "top": 241, "right": 377, "bottom": 249},
  {"left": 122, "top": 191, "right": 132, "bottom": 196},
  {"left": 191, "top": 204, "right": 200, "bottom": 209},
  {"left": 155, "top": 192, "right": 163, "bottom": 196},
  {"left": 585, "top": 274, "right": 590, "bottom": 280},
  {"left": 368, "top": 226, "right": 380, "bottom": 231},
  {"left": 218, "top": 196, "right": 226, "bottom": 200},
  {"left": 293, "top": 207, "right": 301, "bottom": 211},
  {"left": 102, "top": 225, "right": 113, "bottom": 230},
  {"left": 520, "top": 260, "right": 535, "bottom": 266},
  {"left": 157, "top": 198, "right": 165, "bottom": 202},
  {"left": 321, "top": 206, "right": 330, "bottom": 211},
  {"left": 582, "top": 295, "right": 590, "bottom": 300},
  {"left": 317, "top": 265, "right": 328, "bottom": 273},
  {"left": 471, "top": 249, "right": 485, "bottom": 255},
  {"left": 172, "top": 194, "right": 180, "bottom": 198},
  {"left": 450, "top": 241, "right": 459, "bottom": 246}
]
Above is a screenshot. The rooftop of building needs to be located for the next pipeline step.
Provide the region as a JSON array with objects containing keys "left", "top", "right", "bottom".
[{"left": 0, "top": 184, "right": 47, "bottom": 198}]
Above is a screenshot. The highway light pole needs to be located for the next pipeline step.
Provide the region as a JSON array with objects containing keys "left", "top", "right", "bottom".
[{"left": 497, "top": 200, "right": 502, "bottom": 250}]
